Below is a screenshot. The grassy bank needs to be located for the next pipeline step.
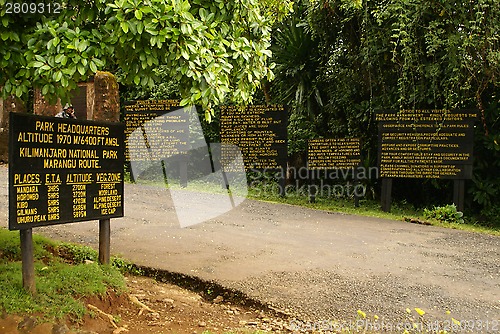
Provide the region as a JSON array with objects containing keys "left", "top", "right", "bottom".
[{"left": 0, "top": 228, "right": 129, "bottom": 321}]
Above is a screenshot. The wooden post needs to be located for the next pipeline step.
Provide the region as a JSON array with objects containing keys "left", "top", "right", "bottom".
[
  {"left": 279, "top": 169, "right": 286, "bottom": 197},
  {"left": 309, "top": 170, "right": 316, "bottom": 203},
  {"left": 353, "top": 167, "right": 360, "bottom": 208},
  {"left": 453, "top": 179, "right": 465, "bottom": 212},
  {"left": 20, "top": 229, "right": 36, "bottom": 294},
  {"left": 381, "top": 178, "right": 393, "bottom": 212},
  {"left": 99, "top": 219, "right": 110, "bottom": 265}
]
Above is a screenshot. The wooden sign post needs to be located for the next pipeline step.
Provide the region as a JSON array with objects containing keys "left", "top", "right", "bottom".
[
  {"left": 20, "top": 229, "right": 36, "bottom": 294},
  {"left": 9, "top": 113, "right": 125, "bottom": 292}
]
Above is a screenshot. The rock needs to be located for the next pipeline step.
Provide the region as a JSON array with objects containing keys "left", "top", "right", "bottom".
[
  {"left": 52, "top": 323, "right": 70, "bottom": 334},
  {"left": 239, "top": 320, "right": 247, "bottom": 326},
  {"left": 145, "top": 312, "right": 160, "bottom": 321},
  {"left": 18, "top": 316, "right": 37, "bottom": 331},
  {"left": 213, "top": 295, "right": 224, "bottom": 304},
  {"left": 84, "top": 259, "right": 94, "bottom": 265},
  {"left": 198, "top": 321, "right": 206, "bottom": 327}
]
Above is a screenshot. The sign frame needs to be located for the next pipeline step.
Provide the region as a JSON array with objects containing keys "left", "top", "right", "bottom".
[{"left": 9, "top": 112, "right": 125, "bottom": 230}]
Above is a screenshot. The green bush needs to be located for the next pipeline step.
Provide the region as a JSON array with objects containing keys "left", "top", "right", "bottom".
[{"left": 423, "top": 204, "right": 465, "bottom": 224}]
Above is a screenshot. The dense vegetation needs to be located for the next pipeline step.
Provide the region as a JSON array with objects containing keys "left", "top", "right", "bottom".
[
  {"left": 267, "top": 0, "right": 499, "bottom": 224},
  {"left": 126, "top": 0, "right": 499, "bottom": 224},
  {"left": 1, "top": 0, "right": 498, "bottom": 224}
]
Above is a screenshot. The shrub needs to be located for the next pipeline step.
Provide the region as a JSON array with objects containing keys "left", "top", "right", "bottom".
[{"left": 423, "top": 204, "right": 465, "bottom": 224}]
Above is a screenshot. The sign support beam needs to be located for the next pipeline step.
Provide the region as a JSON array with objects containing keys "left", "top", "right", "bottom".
[
  {"left": 381, "top": 178, "right": 392, "bottom": 212},
  {"left": 453, "top": 179, "right": 465, "bottom": 212},
  {"left": 20, "top": 228, "right": 36, "bottom": 294},
  {"left": 99, "top": 219, "right": 111, "bottom": 265}
]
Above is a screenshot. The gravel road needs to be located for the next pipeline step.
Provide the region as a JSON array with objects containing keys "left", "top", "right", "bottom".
[{"left": 1, "top": 165, "right": 498, "bottom": 332}]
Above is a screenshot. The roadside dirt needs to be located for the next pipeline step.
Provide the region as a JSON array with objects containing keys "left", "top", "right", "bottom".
[{"left": 0, "top": 275, "right": 290, "bottom": 334}]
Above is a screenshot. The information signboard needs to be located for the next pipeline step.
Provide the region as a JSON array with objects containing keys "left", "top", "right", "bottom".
[
  {"left": 307, "top": 138, "right": 361, "bottom": 170},
  {"left": 375, "top": 109, "right": 477, "bottom": 179},
  {"left": 220, "top": 105, "right": 287, "bottom": 171},
  {"left": 124, "top": 100, "right": 189, "bottom": 162},
  {"left": 9, "top": 113, "right": 125, "bottom": 230}
]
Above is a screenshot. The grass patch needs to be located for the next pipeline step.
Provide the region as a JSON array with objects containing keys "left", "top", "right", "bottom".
[
  {"left": 0, "top": 228, "right": 127, "bottom": 321},
  {"left": 266, "top": 194, "right": 500, "bottom": 236},
  {"left": 246, "top": 186, "right": 500, "bottom": 236},
  {"left": 128, "top": 176, "right": 500, "bottom": 235}
]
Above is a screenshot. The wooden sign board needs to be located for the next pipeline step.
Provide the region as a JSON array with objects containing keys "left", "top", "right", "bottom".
[
  {"left": 307, "top": 138, "right": 361, "bottom": 170},
  {"left": 220, "top": 105, "right": 287, "bottom": 172},
  {"left": 9, "top": 113, "right": 125, "bottom": 230},
  {"left": 124, "top": 100, "right": 189, "bottom": 162},
  {"left": 375, "top": 109, "right": 477, "bottom": 179},
  {"left": 375, "top": 109, "right": 477, "bottom": 212}
]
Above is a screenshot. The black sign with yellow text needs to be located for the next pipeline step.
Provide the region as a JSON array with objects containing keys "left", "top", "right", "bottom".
[
  {"left": 220, "top": 105, "right": 287, "bottom": 171},
  {"left": 9, "top": 113, "right": 125, "bottom": 230},
  {"left": 307, "top": 138, "right": 361, "bottom": 170},
  {"left": 375, "top": 109, "right": 477, "bottom": 179}
]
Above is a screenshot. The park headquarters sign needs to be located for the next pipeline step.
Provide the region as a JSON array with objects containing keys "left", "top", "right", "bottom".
[{"left": 9, "top": 113, "right": 125, "bottom": 230}]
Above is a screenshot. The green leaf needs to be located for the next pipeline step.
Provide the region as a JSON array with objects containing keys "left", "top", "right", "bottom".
[
  {"left": 53, "top": 71, "right": 63, "bottom": 81},
  {"left": 42, "top": 84, "right": 49, "bottom": 96},
  {"left": 4, "top": 80, "right": 12, "bottom": 93},
  {"left": 78, "top": 40, "right": 88, "bottom": 52},
  {"left": 89, "top": 60, "right": 97, "bottom": 73},
  {"left": 62, "top": 67, "right": 77, "bottom": 76},
  {"left": 93, "top": 58, "right": 105, "bottom": 67},
  {"left": 61, "top": 76, "right": 69, "bottom": 87},
  {"left": 135, "top": 9, "right": 143, "bottom": 20},
  {"left": 121, "top": 21, "right": 129, "bottom": 33},
  {"left": 55, "top": 54, "right": 68, "bottom": 66},
  {"left": 15, "top": 86, "right": 23, "bottom": 97},
  {"left": 199, "top": 8, "right": 207, "bottom": 21},
  {"left": 77, "top": 64, "right": 85, "bottom": 75}
]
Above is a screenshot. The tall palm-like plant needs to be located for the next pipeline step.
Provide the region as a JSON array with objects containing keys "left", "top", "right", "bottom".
[{"left": 268, "top": 2, "right": 323, "bottom": 155}]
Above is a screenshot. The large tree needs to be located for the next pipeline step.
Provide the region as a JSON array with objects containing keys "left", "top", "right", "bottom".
[{"left": 0, "top": 0, "right": 291, "bottom": 118}]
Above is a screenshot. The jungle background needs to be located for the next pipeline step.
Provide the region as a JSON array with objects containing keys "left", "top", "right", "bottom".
[
  {"left": 123, "top": 0, "right": 500, "bottom": 225},
  {"left": 1, "top": 0, "right": 499, "bottom": 225}
]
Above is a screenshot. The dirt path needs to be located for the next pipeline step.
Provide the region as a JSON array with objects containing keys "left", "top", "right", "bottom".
[{"left": 1, "top": 165, "right": 498, "bottom": 332}]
